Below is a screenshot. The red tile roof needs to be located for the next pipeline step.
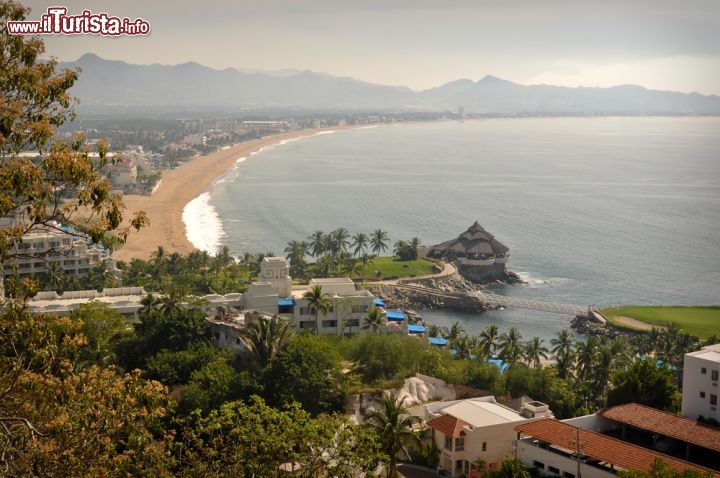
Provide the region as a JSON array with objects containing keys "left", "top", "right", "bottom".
[
  {"left": 515, "top": 419, "right": 719, "bottom": 478},
  {"left": 427, "top": 414, "right": 468, "bottom": 438},
  {"left": 600, "top": 403, "right": 720, "bottom": 453}
]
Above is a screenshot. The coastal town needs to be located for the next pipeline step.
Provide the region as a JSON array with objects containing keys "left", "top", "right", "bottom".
[{"left": 2, "top": 1, "right": 720, "bottom": 476}]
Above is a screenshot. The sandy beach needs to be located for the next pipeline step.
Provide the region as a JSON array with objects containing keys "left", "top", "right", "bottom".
[{"left": 113, "top": 128, "right": 335, "bottom": 262}]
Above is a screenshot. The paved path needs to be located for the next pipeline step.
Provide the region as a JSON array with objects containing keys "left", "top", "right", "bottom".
[{"left": 612, "top": 315, "right": 665, "bottom": 331}]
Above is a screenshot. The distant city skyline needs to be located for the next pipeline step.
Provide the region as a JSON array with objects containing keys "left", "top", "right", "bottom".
[{"left": 23, "top": 0, "right": 720, "bottom": 96}]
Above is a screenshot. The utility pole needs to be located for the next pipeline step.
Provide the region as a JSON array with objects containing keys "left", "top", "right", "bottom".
[{"left": 571, "top": 427, "right": 583, "bottom": 478}]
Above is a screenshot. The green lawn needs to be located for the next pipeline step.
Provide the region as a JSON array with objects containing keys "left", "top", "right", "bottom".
[
  {"left": 600, "top": 306, "right": 720, "bottom": 339},
  {"left": 360, "top": 256, "right": 438, "bottom": 281}
]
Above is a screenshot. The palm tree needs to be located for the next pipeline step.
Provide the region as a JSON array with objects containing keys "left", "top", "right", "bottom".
[
  {"left": 551, "top": 329, "right": 575, "bottom": 379},
  {"left": 524, "top": 337, "right": 550, "bottom": 368},
  {"left": 239, "top": 314, "right": 294, "bottom": 368},
  {"left": 370, "top": 229, "right": 390, "bottom": 256},
  {"left": 44, "top": 260, "right": 66, "bottom": 292},
  {"left": 284, "top": 240, "right": 308, "bottom": 278},
  {"left": 498, "top": 327, "right": 524, "bottom": 365},
  {"left": 479, "top": 324, "right": 500, "bottom": 360},
  {"left": 364, "top": 393, "right": 421, "bottom": 478},
  {"left": 351, "top": 232, "right": 369, "bottom": 257},
  {"left": 151, "top": 245, "right": 166, "bottom": 277},
  {"left": 453, "top": 335, "right": 473, "bottom": 360},
  {"left": 363, "top": 307, "right": 385, "bottom": 334},
  {"left": 307, "top": 230, "right": 326, "bottom": 258},
  {"left": 427, "top": 323, "right": 448, "bottom": 339},
  {"left": 409, "top": 237, "right": 422, "bottom": 260},
  {"left": 574, "top": 335, "right": 599, "bottom": 383},
  {"left": 303, "top": 285, "right": 331, "bottom": 334},
  {"left": 447, "top": 321, "right": 466, "bottom": 343},
  {"left": 216, "top": 245, "right": 233, "bottom": 269},
  {"left": 357, "top": 252, "right": 376, "bottom": 285},
  {"left": 329, "top": 227, "right": 351, "bottom": 255}
]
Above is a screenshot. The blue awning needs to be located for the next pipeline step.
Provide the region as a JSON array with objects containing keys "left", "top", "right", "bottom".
[
  {"left": 374, "top": 298, "right": 386, "bottom": 307},
  {"left": 386, "top": 310, "right": 406, "bottom": 321},
  {"left": 277, "top": 299, "right": 296, "bottom": 307},
  {"left": 487, "top": 358, "right": 509, "bottom": 373},
  {"left": 408, "top": 324, "right": 426, "bottom": 334},
  {"left": 429, "top": 337, "right": 447, "bottom": 346}
]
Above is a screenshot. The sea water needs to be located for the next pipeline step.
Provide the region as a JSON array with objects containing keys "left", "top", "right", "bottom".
[{"left": 185, "top": 117, "right": 720, "bottom": 341}]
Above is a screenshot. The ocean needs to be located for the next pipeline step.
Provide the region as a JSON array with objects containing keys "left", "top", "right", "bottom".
[{"left": 183, "top": 117, "right": 720, "bottom": 342}]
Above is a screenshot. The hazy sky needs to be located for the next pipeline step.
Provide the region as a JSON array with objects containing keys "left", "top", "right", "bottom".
[{"left": 24, "top": 0, "right": 720, "bottom": 95}]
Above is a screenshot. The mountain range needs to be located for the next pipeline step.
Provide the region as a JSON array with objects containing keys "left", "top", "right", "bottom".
[{"left": 62, "top": 53, "right": 720, "bottom": 116}]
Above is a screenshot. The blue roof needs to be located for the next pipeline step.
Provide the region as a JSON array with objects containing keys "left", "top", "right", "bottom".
[
  {"left": 277, "top": 299, "right": 296, "bottom": 307},
  {"left": 386, "top": 311, "right": 406, "bottom": 321},
  {"left": 374, "top": 298, "right": 386, "bottom": 307},
  {"left": 487, "top": 358, "right": 509, "bottom": 373},
  {"left": 408, "top": 324, "right": 426, "bottom": 334},
  {"left": 429, "top": 337, "right": 447, "bottom": 346}
]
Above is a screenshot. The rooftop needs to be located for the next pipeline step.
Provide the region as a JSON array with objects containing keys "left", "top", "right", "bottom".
[
  {"left": 600, "top": 403, "right": 720, "bottom": 453},
  {"left": 516, "top": 418, "right": 719, "bottom": 477},
  {"left": 686, "top": 343, "right": 720, "bottom": 362}
]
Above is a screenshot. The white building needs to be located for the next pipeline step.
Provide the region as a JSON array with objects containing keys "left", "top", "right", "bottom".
[
  {"left": 424, "top": 396, "right": 553, "bottom": 477},
  {"left": 516, "top": 404, "right": 720, "bottom": 478},
  {"left": 682, "top": 343, "right": 720, "bottom": 422},
  {"left": 2, "top": 221, "right": 116, "bottom": 282},
  {"left": 285, "top": 278, "right": 376, "bottom": 336}
]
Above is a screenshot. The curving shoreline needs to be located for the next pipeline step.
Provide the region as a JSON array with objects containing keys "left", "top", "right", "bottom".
[{"left": 113, "top": 128, "right": 345, "bottom": 262}]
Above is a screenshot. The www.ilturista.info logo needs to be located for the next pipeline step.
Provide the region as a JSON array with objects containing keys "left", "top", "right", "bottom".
[{"left": 7, "top": 7, "right": 150, "bottom": 36}]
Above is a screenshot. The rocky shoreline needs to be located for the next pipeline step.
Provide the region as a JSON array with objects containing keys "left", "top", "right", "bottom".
[
  {"left": 366, "top": 268, "right": 637, "bottom": 340},
  {"left": 367, "top": 271, "right": 523, "bottom": 314}
]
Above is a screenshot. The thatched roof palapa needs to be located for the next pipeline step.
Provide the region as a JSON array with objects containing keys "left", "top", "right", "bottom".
[{"left": 429, "top": 221, "right": 509, "bottom": 258}]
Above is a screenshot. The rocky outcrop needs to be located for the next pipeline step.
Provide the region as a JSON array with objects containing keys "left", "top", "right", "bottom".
[{"left": 369, "top": 276, "right": 495, "bottom": 312}]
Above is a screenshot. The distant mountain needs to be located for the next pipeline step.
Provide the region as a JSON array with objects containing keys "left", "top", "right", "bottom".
[{"left": 62, "top": 54, "right": 720, "bottom": 115}]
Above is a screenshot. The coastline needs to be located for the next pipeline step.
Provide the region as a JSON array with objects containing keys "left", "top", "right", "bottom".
[{"left": 113, "top": 127, "right": 348, "bottom": 262}]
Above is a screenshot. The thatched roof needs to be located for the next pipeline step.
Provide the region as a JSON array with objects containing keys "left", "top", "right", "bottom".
[{"left": 428, "top": 222, "right": 509, "bottom": 257}]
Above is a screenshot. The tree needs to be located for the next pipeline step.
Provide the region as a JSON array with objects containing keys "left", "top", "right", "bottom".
[
  {"left": 284, "top": 239, "right": 308, "bottom": 279},
  {"left": 371, "top": 229, "right": 390, "bottom": 256},
  {"left": 69, "top": 301, "right": 129, "bottom": 368},
  {"left": 551, "top": 329, "right": 576, "bottom": 379},
  {"left": 0, "top": 1, "right": 147, "bottom": 264},
  {"left": 409, "top": 237, "right": 422, "bottom": 260},
  {"left": 351, "top": 232, "right": 369, "bottom": 257},
  {"left": 479, "top": 324, "right": 500, "bottom": 359},
  {"left": 618, "top": 458, "right": 712, "bottom": 478},
  {"left": 607, "top": 357, "right": 681, "bottom": 411},
  {"left": 307, "top": 230, "right": 326, "bottom": 258},
  {"left": 362, "top": 306, "right": 385, "bottom": 334},
  {"left": 487, "top": 458, "right": 531, "bottom": 478},
  {"left": 357, "top": 252, "right": 376, "bottom": 284},
  {"left": 174, "top": 396, "right": 383, "bottom": 477},
  {"left": 524, "top": 336, "right": 550, "bottom": 368},
  {"left": 262, "top": 334, "right": 346, "bottom": 416},
  {"left": 303, "top": 284, "right": 331, "bottom": 334},
  {"left": 239, "top": 314, "right": 294, "bottom": 368},
  {"left": 498, "top": 327, "right": 524, "bottom": 365},
  {"left": 364, "top": 393, "right": 421, "bottom": 478}
]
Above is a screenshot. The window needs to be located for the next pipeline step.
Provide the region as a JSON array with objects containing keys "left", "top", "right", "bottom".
[
  {"left": 455, "top": 437, "right": 464, "bottom": 451},
  {"left": 712, "top": 370, "right": 719, "bottom": 381},
  {"left": 700, "top": 391, "right": 706, "bottom": 398},
  {"left": 482, "top": 441, "right": 487, "bottom": 452},
  {"left": 533, "top": 461, "right": 545, "bottom": 470},
  {"left": 563, "top": 473, "right": 575, "bottom": 478},
  {"left": 548, "top": 466, "right": 560, "bottom": 474},
  {"left": 444, "top": 435, "right": 453, "bottom": 451},
  {"left": 701, "top": 367, "right": 707, "bottom": 374},
  {"left": 711, "top": 394, "right": 718, "bottom": 406}
]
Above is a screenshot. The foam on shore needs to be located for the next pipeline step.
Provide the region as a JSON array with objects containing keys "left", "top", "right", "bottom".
[
  {"left": 182, "top": 192, "right": 224, "bottom": 255},
  {"left": 181, "top": 129, "right": 340, "bottom": 255}
]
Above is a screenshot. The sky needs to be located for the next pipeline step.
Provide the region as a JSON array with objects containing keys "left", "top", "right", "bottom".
[{"left": 22, "top": 0, "right": 720, "bottom": 95}]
